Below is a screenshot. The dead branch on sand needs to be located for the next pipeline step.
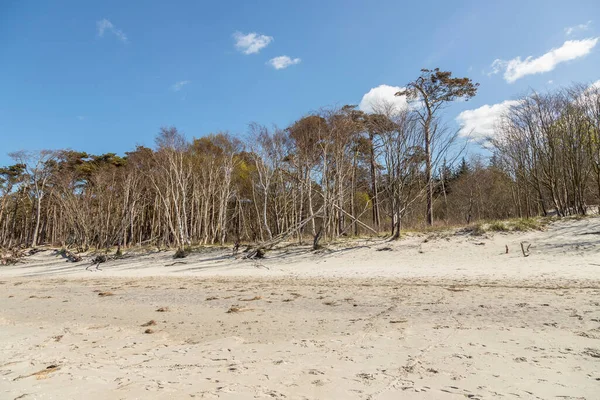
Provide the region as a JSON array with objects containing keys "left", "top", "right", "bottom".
[{"left": 520, "top": 242, "right": 532, "bottom": 257}]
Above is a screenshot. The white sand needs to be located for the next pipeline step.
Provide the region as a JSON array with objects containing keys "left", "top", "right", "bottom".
[{"left": 1, "top": 218, "right": 599, "bottom": 399}]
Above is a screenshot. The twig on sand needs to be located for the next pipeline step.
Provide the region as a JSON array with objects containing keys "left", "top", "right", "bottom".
[
  {"left": 87, "top": 254, "right": 106, "bottom": 271},
  {"left": 253, "top": 262, "right": 269, "bottom": 270},
  {"left": 445, "top": 287, "right": 468, "bottom": 292},
  {"left": 13, "top": 365, "right": 60, "bottom": 381},
  {"left": 164, "top": 261, "right": 187, "bottom": 266},
  {"left": 226, "top": 305, "right": 254, "bottom": 313},
  {"left": 239, "top": 295, "right": 262, "bottom": 302}
]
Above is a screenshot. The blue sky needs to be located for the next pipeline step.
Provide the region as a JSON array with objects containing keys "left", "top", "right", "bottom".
[{"left": 1, "top": 0, "right": 599, "bottom": 166}]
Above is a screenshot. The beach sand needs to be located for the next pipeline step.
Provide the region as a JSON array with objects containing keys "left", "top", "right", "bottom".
[{"left": 1, "top": 217, "right": 600, "bottom": 399}]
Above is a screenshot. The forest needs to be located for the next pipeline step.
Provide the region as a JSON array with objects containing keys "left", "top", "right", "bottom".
[{"left": 1, "top": 70, "right": 600, "bottom": 251}]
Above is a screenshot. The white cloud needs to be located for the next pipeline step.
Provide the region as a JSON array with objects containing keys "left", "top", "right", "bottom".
[
  {"left": 565, "top": 21, "right": 592, "bottom": 36},
  {"left": 489, "top": 38, "right": 598, "bottom": 83},
  {"left": 574, "top": 80, "right": 600, "bottom": 106},
  {"left": 76, "top": 116, "right": 85, "bottom": 121},
  {"left": 233, "top": 31, "right": 273, "bottom": 55},
  {"left": 358, "top": 85, "right": 409, "bottom": 114},
  {"left": 459, "top": 80, "right": 600, "bottom": 142},
  {"left": 456, "top": 100, "right": 521, "bottom": 140},
  {"left": 97, "top": 19, "right": 128, "bottom": 43},
  {"left": 548, "top": 80, "right": 554, "bottom": 84},
  {"left": 171, "top": 80, "right": 191, "bottom": 91},
  {"left": 267, "top": 56, "right": 301, "bottom": 70}
]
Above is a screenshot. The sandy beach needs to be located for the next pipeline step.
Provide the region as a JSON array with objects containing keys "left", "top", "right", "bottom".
[{"left": 1, "top": 217, "right": 600, "bottom": 399}]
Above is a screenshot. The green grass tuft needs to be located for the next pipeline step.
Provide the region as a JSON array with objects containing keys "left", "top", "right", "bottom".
[{"left": 488, "top": 221, "right": 509, "bottom": 232}]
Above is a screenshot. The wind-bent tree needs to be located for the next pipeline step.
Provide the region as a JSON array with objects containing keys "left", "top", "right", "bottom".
[{"left": 396, "top": 68, "right": 478, "bottom": 225}]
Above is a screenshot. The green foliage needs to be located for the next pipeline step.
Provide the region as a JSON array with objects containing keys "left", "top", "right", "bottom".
[{"left": 397, "top": 68, "right": 479, "bottom": 105}]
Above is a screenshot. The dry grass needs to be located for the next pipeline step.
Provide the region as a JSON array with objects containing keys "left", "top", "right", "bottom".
[
  {"left": 97, "top": 291, "right": 114, "bottom": 297},
  {"left": 141, "top": 320, "right": 156, "bottom": 327},
  {"left": 205, "top": 296, "right": 219, "bottom": 301}
]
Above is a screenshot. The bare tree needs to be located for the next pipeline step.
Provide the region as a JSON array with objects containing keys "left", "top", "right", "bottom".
[{"left": 9, "top": 150, "right": 58, "bottom": 247}]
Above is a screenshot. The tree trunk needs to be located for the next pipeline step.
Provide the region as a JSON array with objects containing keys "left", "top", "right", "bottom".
[
  {"left": 424, "top": 119, "right": 433, "bottom": 226},
  {"left": 32, "top": 195, "right": 42, "bottom": 247}
]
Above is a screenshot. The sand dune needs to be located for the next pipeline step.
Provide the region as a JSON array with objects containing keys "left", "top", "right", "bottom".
[{"left": 1, "top": 218, "right": 599, "bottom": 399}]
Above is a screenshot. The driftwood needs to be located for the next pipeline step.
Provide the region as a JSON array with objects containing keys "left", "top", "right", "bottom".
[
  {"left": 56, "top": 248, "right": 82, "bottom": 262},
  {"left": 28, "top": 248, "right": 44, "bottom": 256},
  {"left": 87, "top": 254, "right": 107, "bottom": 271},
  {"left": 1, "top": 248, "right": 24, "bottom": 265},
  {"left": 520, "top": 242, "right": 532, "bottom": 257}
]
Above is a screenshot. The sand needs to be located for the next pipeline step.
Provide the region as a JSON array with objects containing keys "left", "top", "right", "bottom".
[{"left": 1, "top": 217, "right": 599, "bottom": 399}]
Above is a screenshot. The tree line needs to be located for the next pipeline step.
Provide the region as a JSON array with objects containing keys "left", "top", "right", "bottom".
[{"left": 1, "top": 70, "right": 599, "bottom": 251}]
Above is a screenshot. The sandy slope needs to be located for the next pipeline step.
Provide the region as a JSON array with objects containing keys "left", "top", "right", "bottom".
[{"left": 1, "top": 218, "right": 600, "bottom": 399}]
